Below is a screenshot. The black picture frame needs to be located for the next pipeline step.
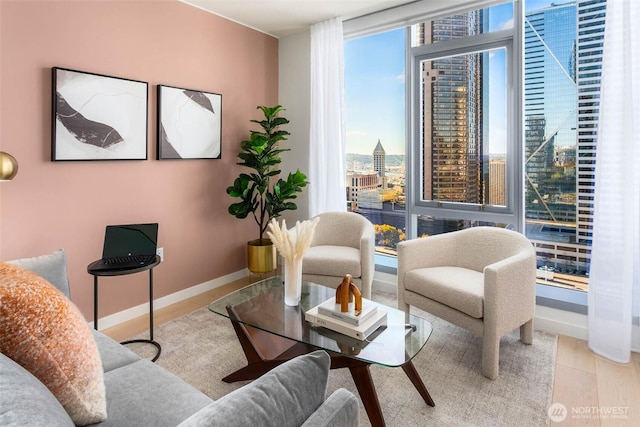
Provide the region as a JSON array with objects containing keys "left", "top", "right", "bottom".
[
  {"left": 157, "top": 85, "right": 222, "bottom": 160},
  {"left": 52, "top": 67, "right": 148, "bottom": 161}
]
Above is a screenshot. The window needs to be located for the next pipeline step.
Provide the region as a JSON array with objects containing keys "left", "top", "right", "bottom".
[
  {"left": 344, "top": 0, "right": 606, "bottom": 294},
  {"left": 406, "top": 5, "right": 521, "bottom": 271}
]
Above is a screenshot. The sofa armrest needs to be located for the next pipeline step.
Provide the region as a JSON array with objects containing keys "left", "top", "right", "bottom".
[
  {"left": 301, "top": 388, "right": 359, "bottom": 427},
  {"left": 0, "top": 352, "right": 74, "bottom": 427},
  {"left": 177, "top": 351, "right": 335, "bottom": 427}
]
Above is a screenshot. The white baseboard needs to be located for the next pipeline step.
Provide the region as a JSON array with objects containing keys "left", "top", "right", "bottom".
[
  {"left": 90, "top": 268, "right": 249, "bottom": 331},
  {"left": 534, "top": 305, "right": 588, "bottom": 340},
  {"left": 372, "top": 270, "right": 397, "bottom": 294}
]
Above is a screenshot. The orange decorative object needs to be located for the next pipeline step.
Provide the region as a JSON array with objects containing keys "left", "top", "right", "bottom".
[{"left": 335, "top": 274, "right": 362, "bottom": 313}]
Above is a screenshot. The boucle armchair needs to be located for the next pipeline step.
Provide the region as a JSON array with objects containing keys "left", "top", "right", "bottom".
[
  {"left": 397, "top": 227, "right": 536, "bottom": 379},
  {"left": 301, "top": 212, "right": 375, "bottom": 298}
]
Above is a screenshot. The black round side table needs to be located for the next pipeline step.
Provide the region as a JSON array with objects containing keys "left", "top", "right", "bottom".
[{"left": 88, "top": 256, "right": 162, "bottom": 362}]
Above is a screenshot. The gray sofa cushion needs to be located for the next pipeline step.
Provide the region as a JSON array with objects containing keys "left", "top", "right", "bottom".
[
  {"left": 91, "top": 330, "right": 140, "bottom": 373},
  {"left": 7, "top": 249, "right": 70, "bottom": 298},
  {"left": 0, "top": 352, "right": 74, "bottom": 427},
  {"left": 179, "top": 350, "right": 331, "bottom": 427},
  {"left": 93, "top": 359, "right": 212, "bottom": 427}
]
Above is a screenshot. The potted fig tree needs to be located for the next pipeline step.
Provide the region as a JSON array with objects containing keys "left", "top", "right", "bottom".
[{"left": 226, "top": 105, "right": 308, "bottom": 273}]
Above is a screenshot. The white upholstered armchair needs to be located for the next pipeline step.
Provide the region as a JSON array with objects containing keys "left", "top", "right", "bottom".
[
  {"left": 301, "top": 212, "right": 375, "bottom": 298},
  {"left": 397, "top": 227, "right": 537, "bottom": 379}
]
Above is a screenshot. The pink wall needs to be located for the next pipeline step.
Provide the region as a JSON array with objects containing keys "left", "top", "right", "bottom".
[{"left": 0, "top": 0, "right": 278, "bottom": 321}]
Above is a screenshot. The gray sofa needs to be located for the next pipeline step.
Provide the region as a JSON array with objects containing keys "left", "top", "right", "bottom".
[{"left": 0, "top": 250, "right": 359, "bottom": 426}]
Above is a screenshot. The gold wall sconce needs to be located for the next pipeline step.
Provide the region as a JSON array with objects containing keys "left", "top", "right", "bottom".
[{"left": 0, "top": 151, "right": 19, "bottom": 181}]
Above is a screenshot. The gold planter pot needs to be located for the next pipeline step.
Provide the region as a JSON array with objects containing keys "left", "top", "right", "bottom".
[{"left": 247, "top": 239, "right": 277, "bottom": 274}]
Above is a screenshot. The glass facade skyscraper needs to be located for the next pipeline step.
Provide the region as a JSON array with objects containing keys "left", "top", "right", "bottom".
[
  {"left": 417, "top": 14, "right": 483, "bottom": 205},
  {"left": 524, "top": 2, "right": 577, "bottom": 225},
  {"left": 576, "top": 0, "right": 606, "bottom": 245},
  {"left": 524, "top": 0, "right": 606, "bottom": 279}
]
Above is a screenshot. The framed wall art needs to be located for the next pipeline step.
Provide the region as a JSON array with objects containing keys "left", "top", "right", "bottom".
[
  {"left": 157, "top": 85, "right": 222, "bottom": 160},
  {"left": 52, "top": 67, "right": 148, "bottom": 161}
]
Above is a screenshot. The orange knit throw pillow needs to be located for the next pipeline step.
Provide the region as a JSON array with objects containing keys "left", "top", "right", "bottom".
[{"left": 0, "top": 262, "right": 106, "bottom": 425}]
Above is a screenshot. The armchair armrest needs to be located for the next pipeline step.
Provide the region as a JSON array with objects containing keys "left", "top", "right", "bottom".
[{"left": 483, "top": 248, "right": 536, "bottom": 335}]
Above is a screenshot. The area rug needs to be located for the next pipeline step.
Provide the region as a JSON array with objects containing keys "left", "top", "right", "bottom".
[{"left": 127, "top": 290, "right": 557, "bottom": 427}]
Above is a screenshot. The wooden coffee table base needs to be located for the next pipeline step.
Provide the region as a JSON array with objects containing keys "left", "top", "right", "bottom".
[{"left": 223, "top": 314, "right": 435, "bottom": 427}]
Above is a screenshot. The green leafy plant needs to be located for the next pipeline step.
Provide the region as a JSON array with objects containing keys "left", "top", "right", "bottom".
[{"left": 227, "top": 105, "right": 308, "bottom": 244}]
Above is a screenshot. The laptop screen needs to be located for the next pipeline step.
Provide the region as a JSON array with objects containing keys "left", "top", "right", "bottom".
[{"left": 102, "top": 223, "right": 158, "bottom": 259}]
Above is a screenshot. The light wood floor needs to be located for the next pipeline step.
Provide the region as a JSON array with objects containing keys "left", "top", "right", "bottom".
[{"left": 102, "top": 277, "right": 640, "bottom": 426}]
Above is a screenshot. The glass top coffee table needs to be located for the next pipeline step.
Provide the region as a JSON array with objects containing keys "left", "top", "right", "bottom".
[{"left": 209, "top": 276, "right": 435, "bottom": 427}]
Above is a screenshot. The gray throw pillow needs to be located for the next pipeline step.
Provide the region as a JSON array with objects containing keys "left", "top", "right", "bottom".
[
  {"left": 178, "top": 350, "right": 330, "bottom": 427},
  {"left": 7, "top": 249, "right": 70, "bottom": 298}
]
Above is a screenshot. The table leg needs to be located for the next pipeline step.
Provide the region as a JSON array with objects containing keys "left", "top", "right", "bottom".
[
  {"left": 401, "top": 360, "right": 435, "bottom": 407},
  {"left": 93, "top": 276, "right": 98, "bottom": 330},
  {"left": 149, "top": 268, "right": 154, "bottom": 341},
  {"left": 120, "top": 267, "right": 161, "bottom": 362},
  {"left": 348, "top": 364, "right": 386, "bottom": 427},
  {"left": 222, "top": 307, "right": 309, "bottom": 382}
]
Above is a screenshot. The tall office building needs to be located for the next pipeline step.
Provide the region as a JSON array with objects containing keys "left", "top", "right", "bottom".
[
  {"left": 346, "top": 173, "right": 379, "bottom": 209},
  {"left": 523, "top": 0, "right": 606, "bottom": 277},
  {"left": 576, "top": 0, "right": 606, "bottom": 245},
  {"left": 373, "top": 139, "right": 387, "bottom": 189},
  {"left": 417, "top": 13, "right": 482, "bottom": 204},
  {"left": 489, "top": 157, "right": 506, "bottom": 206},
  {"left": 524, "top": 2, "right": 577, "bottom": 226}
]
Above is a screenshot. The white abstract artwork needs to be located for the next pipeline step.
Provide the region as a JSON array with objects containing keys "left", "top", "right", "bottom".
[
  {"left": 157, "top": 85, "right": 222, "bottom": 160},
  {"left": 52, "top": 67, "right": 148, "bottom": 161}
]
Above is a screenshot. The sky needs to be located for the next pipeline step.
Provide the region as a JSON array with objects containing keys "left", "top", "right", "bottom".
[
  {"left": 344, "top": 28, "right": 406, "bottom": 155},
  {"left": 344, "top": 0, "right": 559, "bottom": 156}
]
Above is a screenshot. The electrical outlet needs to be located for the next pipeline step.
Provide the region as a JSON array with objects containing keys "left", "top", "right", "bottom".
[{"left": 156, "top": 247, "right": 164, "bottom": 261}]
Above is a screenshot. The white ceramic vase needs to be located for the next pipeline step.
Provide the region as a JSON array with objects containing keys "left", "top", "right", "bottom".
[{"left": 284, "top": 257, "right": 303, "bottom": 306}]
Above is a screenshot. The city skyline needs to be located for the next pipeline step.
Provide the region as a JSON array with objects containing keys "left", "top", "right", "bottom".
[{"left": 343, "top": 0, "right": 603, "bottom": 284}]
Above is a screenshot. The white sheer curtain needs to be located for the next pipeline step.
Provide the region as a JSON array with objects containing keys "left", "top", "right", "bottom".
[
  {"left": 309, "top": 17, "right": 347, "bottom": 217},
  {"left": 588, "top": 0, "right": 640, "bottom": 363}
]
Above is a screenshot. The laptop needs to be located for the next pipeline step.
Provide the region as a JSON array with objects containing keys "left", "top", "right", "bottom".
[{"left": 90, "top": 223, "right": 159, "bottom": 271}]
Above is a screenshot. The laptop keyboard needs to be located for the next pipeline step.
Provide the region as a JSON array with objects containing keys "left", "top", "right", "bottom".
[{"left": 104, "top": 255, "right": 156, "bottom": 266}]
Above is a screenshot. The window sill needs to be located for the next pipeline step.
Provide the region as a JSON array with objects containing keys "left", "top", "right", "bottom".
[{"left": 536, "top": 283, "right": 587, "bottom": 314}]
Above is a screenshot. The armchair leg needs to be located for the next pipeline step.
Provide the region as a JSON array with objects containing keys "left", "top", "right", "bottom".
[
  {"left": 520, "top": 319, "right": 534, "bottom": 345},
  {"left": 397, "top": 296, "right": 410, "bottom": 315},
  {"left": 481, "top": 338, "right": 500, "bottom": 380}
]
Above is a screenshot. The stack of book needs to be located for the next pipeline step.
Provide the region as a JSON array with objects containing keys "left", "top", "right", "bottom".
[{"left": 305, "top": 297, "right": 387, "bottom": 341}]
